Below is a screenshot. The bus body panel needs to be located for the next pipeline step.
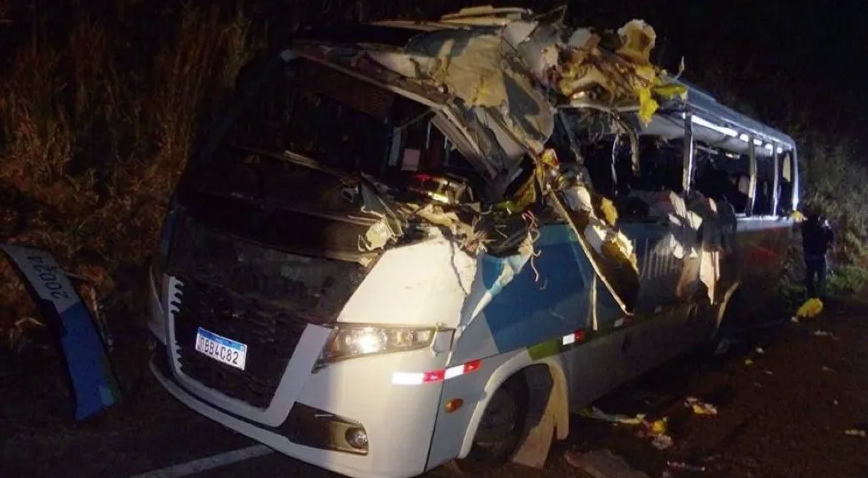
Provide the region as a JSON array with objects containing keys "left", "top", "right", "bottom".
[
  {"left": 144, "top": 13, "right": 799, "bottom": 478},
  {"left": 148, "top": 268, "right": 448, "bottom": 478}
]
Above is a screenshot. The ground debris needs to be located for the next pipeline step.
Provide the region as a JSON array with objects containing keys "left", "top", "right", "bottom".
[
  {"left": 844, "top": 423, "right": 867, "bottom": 438},
  {"left": 667, "top": 460, "right": 707, "bottom": 472},
  {"left": 565, "top": 449, "right": 651, "bottom": 478},
  {"left": 579, "top": 406, "right": 646, "bottom": 425},
  {"left": 580, "top": 406, "right": 675, "bottom": 450},
  {"left": 795, "top": 297, "right": 823, "bottom": 319},
  {"left": 651, "top": 434, "right": 675, "bottom": 450},
  {"left": 684, "top": 397, "right": 718, "bottom": 416}
]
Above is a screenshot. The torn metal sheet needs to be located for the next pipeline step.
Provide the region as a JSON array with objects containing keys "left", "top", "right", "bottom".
[
  {"left": 622, "top": 191, "right": 738, "bottom": 304},
  {"left": 555, "top": 19, "right": 687, "bottom": 124},
  {"left": 456, "top": 224, "right": 598, "bottom": 353},
  {"left": 366, "top": 26, "right": 555, "bottom": 154},
  {"left": 1, "top": 244, "right": 120, "bottom": 421},
  {"left": 439, "top": 6, "right": 533, "bottom": 26},
  {"left": 291, "top": 10, "right": 688, "bottom": 318},
  {"left": 358, "top": 180, "right": 404, "bottom": 252},
  {"left": 549, "top": 165, "right": 640, "bottom": 315}
]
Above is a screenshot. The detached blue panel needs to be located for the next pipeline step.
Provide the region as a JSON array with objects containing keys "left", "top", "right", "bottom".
[
  {"left": 60, "top": 301, "right": 118, "bottom": 420},
  {"left": 482, "top": 225, "right": 590, "bottom": 352},
  {"left": 1, "top": 244, "right": 119, "bottom": 422}
]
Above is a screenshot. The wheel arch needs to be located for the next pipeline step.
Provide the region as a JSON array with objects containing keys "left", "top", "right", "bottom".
[
  {"left": 458, "top": 354, "right": 570, "bottom": 458},
  {"left": 714, "top": 280, "right": 742, "bottom": 334}
]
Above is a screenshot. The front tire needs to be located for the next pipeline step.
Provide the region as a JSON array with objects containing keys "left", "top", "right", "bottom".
[{"left": 462, "top": 374, "right": 529, "bottom": 465}]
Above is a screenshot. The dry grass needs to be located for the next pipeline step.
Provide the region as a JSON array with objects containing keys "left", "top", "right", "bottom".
[
  {"left": 2, "top": 0, "right": 867, "bottom": 352},
  {"left": 0, "top": 3, "right": 258, "bottom": 351}
]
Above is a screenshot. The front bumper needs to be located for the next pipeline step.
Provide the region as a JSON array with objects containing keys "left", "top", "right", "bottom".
[{"left": 147, "top": 272, "right": 446, "bottom": 478}]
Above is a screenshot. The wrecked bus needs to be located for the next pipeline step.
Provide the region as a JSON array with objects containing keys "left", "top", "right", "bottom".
[{"left": 145, "top": 7, "right": 798, "bottom": 478}]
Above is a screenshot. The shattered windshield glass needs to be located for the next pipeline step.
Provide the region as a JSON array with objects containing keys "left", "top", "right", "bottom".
[{"left": 223, "top": 57, "right": 429, "bottom": 177}]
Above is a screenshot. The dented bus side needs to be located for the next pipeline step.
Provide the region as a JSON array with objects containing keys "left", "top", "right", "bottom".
[{"left": 145, "top": 9, "right": 797, "bottom": 478}]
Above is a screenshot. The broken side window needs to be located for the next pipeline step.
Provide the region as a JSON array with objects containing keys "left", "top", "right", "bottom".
[
  {"left": 692, "top": 142, "right": 751, "bottom": 214},
  {"left": 779, "top": 150, "right": 795, "bottom": 213},
  {"left": 605, "top": 136, "right": 684, "bottom": 199},
  {"left": 633, "top": 137, "right": 684, "bottom": 194},
  {"left": 581, "top": 138, "right": 617, "bottom": 197},
  {"left": 753, "top": 158, "right": 776, "bottom": 215}
]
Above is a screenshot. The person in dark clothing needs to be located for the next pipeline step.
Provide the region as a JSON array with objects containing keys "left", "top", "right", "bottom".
[{"left": 802, "top": 213, "right": 835, "bottom": 298}]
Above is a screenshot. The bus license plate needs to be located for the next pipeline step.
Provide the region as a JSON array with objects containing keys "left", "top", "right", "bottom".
[{"left": 195, "top": 327, "right": 247, "bottom": 370}]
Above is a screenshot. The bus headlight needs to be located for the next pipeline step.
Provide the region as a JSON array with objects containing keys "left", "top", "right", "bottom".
[{"left": 319, "top": 325, "right": 437, "bottom": 362}]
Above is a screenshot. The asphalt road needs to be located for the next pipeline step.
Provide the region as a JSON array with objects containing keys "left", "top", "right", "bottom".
[{"left": 2, "top": 299, "right": 867, "bottom": 478}]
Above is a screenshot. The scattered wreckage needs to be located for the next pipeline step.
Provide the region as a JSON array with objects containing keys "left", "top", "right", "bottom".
[
  {"left": 1, "top": 244, "right": 120, "bottom": 421},
  {"left": 145, "top": 6, "right": 799, "bottom": 478}
]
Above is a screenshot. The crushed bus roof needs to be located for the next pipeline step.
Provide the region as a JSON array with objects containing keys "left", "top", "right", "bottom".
[{"left": 290, "top": 6, "right": 795, "bottom": 163}]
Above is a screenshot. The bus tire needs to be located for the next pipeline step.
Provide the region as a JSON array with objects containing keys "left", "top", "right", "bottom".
[{"left": 461, "top": 373, "right": 529, "bottom": 466}]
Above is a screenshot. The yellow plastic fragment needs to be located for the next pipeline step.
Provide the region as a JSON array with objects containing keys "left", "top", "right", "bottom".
[
  {"left": 653, "top": 83, "right": 688, "bottom": 100},
  {"left": 637, "top": 87, "right": 659, "bottom": 124},
  {"left": 791, "top": 210, "right": 806, "bottom": 222},
  {"left": 796, "top": 298, "right": 823, "bottom": 319},
  {"left": 599, "top": 197, "right": 619, "bottom": 226},
  {"left": 540, "top": 148, "right": 560, "bottom": 168},
  {"left": 648, "top": 417, "right": 668, "bottom": 436}
]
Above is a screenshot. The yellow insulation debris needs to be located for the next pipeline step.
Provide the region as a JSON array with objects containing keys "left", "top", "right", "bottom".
[
  {"left": 796, "top": 297, "right": 823, "bottom": 319},
  {"left": 556, "top": 19, "right": 687, "bottom": 125}
]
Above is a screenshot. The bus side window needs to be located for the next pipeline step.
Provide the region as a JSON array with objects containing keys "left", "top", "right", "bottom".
[
  {"left": 779, "top": 150, "right": 795, "bottom": 214},
  {"left": 608, "top": 136, "right": 684, "bottom": 196},
  {"left": 581, "top": 138, "right": 617, "bottom": 197},
  {"left": 691, "top": 142, "right": 751, "bottom": 214},
  {"left": 753, "top": 159, "right": 775, "bottom": 216}
]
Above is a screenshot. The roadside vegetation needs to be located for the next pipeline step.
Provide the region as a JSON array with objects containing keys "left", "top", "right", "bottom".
[{"left": 1, "top": 0, "right": 867, "bottom": 352}]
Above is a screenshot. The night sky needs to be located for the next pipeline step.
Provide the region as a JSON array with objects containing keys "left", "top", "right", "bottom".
[
  {"left": 563, "top": 0, "right": 868, "bottom": 152},
  {"left": 1, "top": 0, "right": 865, "bottom": 152},
  {"left": 240, "top": 0, "right": 868, "bottom": 153}
]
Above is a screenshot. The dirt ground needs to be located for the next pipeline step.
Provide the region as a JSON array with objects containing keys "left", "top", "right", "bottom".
[{"left": 1, "top": 298, "right": 866, "bottom": 478}]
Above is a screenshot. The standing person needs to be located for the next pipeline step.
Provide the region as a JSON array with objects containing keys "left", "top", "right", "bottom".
[{"left": 801, "top": 212, "right": 835, "bottom": 299}]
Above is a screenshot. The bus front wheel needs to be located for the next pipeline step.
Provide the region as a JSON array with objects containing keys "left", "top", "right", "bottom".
[{"left": 462, "top": 374, "right": 529, "bottom": 465}]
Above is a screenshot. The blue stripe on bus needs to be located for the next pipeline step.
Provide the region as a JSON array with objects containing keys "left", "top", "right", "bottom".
[{"left": 481, "top": 225, "right": 590, "bottom": 353}]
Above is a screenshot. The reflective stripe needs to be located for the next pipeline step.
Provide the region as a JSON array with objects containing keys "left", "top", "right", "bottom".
[
  {"left": 444, "top": 365, "right": 464, "bottom": 380},
  {"left": 392, "top": 359, "right": 483, "bottom": 385},
  {"left": 392, "top": 372, "right": 425, "bottom": 385},
  {"left": 562, "top": 329, "right": 586, "bottom": 346},
  {"left": 392, "top": 329, "right": 588, "bottom": 385}
]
